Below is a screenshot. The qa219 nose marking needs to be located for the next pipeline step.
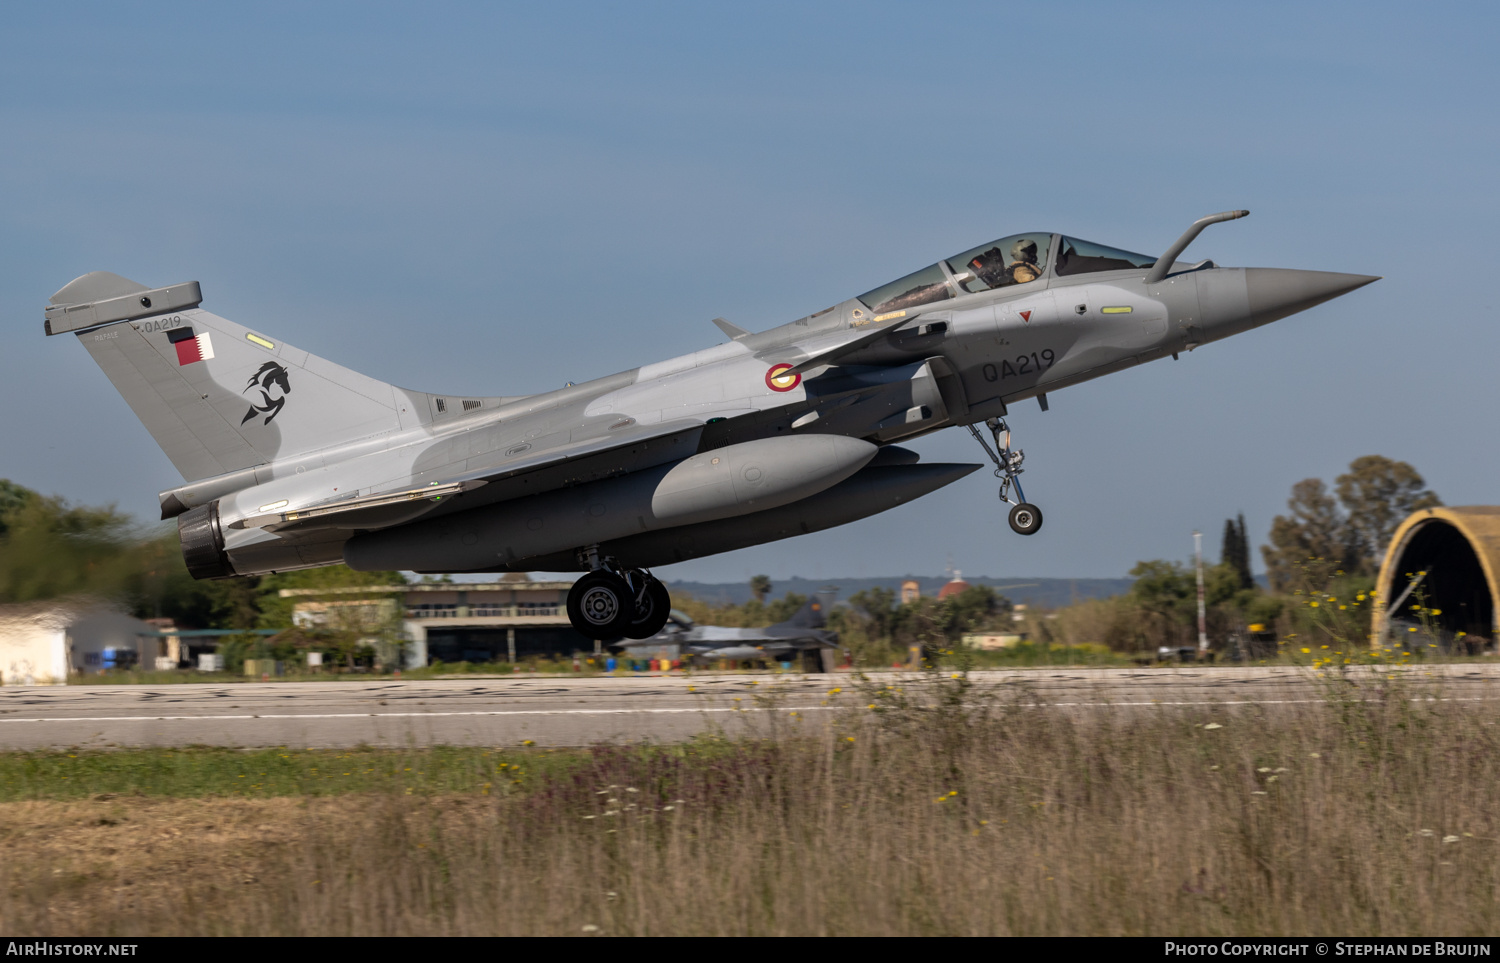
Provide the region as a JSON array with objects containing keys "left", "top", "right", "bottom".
[{"left": 983, "top": 349, "right": 1056, "bottom": 382}]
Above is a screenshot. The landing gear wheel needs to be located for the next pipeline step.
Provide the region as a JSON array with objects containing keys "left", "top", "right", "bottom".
[
  {"left": 567, "top": 571, "right": 636, "bottom": 640},
  {"left": 967, "top": 418, "right": 1044, "bottom": 537},
  {"left": 1008, "top": 502, "right": 1043, "bottom": 535},
  {"left": 623, "top": 576, "right": 672, "bottom": 640}
]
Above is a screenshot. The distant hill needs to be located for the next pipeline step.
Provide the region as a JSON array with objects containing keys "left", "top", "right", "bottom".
[{"left": 662, "top": 575, "right": 1137, "bottom": 610}]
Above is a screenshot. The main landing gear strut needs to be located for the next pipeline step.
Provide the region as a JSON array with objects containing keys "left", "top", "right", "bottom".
[
  {"left": 966, "top": 417, "right": 1043, "bottom": 536},
  {"left": 566, "top": 546, "right": 672, "bottom": 641}
]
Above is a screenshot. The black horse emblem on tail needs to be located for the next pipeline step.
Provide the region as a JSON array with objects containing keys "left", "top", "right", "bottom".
[{"left": 241, "top": 362, "right": 291, "bottom": 426}]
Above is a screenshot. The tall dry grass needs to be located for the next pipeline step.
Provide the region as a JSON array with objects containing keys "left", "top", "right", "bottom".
[{"left": 5, "top": 672, "right": 1499, "bottom": 936}]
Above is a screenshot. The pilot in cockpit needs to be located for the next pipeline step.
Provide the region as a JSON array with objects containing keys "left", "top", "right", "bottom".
[
  {"left": 968, "top": 237, "right": 1043, "bottom": 288},
  {"left": 1006, "top": 238, "right": 1042, "bottom": 284}
]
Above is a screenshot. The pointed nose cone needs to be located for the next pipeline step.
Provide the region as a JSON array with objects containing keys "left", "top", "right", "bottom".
[{"left": 1246, "top": 269, "right": 1380, "bottom": 327}]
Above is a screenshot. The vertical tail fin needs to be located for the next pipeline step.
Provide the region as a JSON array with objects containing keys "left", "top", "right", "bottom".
[
  {"left": 47, "top": 272, "right": 417, "bottom": 483},
  {"left": 771, "top": 589, "right": 839, "bottom": 630}
]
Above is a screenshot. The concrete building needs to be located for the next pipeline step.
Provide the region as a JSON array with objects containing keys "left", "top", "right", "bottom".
[
  {"left": 0, "top": 600, "right": 162, "bottom": 684},
  {"left": 280, "top": 575, "right": 590, "bottom": 667},
  {"left": 962, "top": 633, "right": 1025, "bottom": 650}
]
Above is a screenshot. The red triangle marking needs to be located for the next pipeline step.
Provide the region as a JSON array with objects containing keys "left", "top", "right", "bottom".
[{"left": 1019, "top": 310, "right": 1032, "bottom": 322}]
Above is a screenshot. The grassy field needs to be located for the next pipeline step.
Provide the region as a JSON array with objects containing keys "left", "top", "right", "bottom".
[
  {"left": 0, "top": 745, "right": 565, "bottom": 801},
  {"left": 4, "top": 670, "right": 1499, "bottom": 936}
]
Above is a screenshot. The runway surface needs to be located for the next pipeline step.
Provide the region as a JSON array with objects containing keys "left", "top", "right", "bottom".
[{"left": 2, "top": 664, "right": 1498, "bottom": 749}]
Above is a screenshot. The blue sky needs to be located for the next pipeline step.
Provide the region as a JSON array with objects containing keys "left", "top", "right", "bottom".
[{"left": 2, "top": 2, "right": 1495, "bottom": 583}]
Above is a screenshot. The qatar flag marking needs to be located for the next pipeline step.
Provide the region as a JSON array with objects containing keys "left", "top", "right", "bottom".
[
  {"left": 168, "top": 327, "right": 215, "bottom": 366},
  {"left": 1019, "top": 310, "right": 1032, "bottom": 322}
]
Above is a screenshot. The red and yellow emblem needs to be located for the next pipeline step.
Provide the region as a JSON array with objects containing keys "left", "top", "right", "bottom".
[{"left": 765, "top": 363, "right": 801, "bottom": 392}]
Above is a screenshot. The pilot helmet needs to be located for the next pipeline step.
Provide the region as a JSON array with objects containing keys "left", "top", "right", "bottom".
[{"left": 1010, "top": 238, "right": 1038, "bottom": 263}]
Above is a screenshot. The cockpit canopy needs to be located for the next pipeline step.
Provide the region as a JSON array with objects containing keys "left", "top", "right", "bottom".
[
  {"left": 856, "top": 232, "right": 1158, "bottom": 316},
  {"left": 1054, "top": 237, "right": 1156, "bottom": 276},
  {"left": 948, "top": 233, "right": 1052, "bottom": 293}
]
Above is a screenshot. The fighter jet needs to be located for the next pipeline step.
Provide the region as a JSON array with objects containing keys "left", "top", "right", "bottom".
[
  {"left": 620, "top": 591, "right": 842, "bottom": 671},
  {"left": 44, "top": 211, "right": 1376, "bottom": 642}
]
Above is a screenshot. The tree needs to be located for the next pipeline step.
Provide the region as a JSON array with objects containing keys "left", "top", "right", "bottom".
[
  {"left": 0, "top": 480, "right": 404, "bottom": 634},
  {"left": 0, "top": 486, "right": 139, "bottom": 603},
  {"left": 1220, "top": 514, "right": 1253, "bottom": 590},
  {"left": 255, "top": 565, "right": 407, "bottom": 629},
  {"left": 125, "top": 530, "right": 260, "bottom": 628},
  {"left": 749, "top": 574, "right": 772, "bottom": 604},
  {"left": 254, "top": 566, "right": 408, "bottom": 670},
  {"left": 1128, "top": 560, "right": 1198, "bottom": 646},
  {"left": 1262, "top": 479, "right": 1354, "bottom": 592},
  {"left": 1336, "top": 455, "right": 1441, "bottom": 570},
  {"left": 939, "top": 585, "right": 1011, "bottom": 641},
  {"left": 1261, "top": 456, "right": 1441, "bottom": 591},
  {"left": 847, "top": 586, "right": 897, "bottom": 641},
  {"left": 0, "top": 480, "right": 37, "bottom": 537}
]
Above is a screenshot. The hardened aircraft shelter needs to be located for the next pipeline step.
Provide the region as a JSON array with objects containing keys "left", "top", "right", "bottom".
[{"left": 1374, "top": 507, "right": 1500, "bottom": 649}]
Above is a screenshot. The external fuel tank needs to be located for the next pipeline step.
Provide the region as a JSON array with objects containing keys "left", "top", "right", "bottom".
[{"left": 342, "top": 433, "right": 877, "bottom": 572}]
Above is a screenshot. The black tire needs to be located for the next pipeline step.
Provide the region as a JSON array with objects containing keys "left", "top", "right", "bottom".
[
  {"left": 623, "top": 577, "right": 672, "bottom": 640},
  {"left": 1008, "top": 502, "right": 1043, "bottom": 535},
  {"left": 567, "top": 571, "right": 636, "bottom": 640}
]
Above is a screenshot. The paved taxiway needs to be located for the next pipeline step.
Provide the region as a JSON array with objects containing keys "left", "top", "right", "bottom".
[{"left": 2, "top": 664, "right": 1498, "bottom": 750}]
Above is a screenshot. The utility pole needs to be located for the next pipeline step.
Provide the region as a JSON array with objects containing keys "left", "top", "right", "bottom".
[{"left": 1194, "top": 530, "right": 1209, "bottom": 655}]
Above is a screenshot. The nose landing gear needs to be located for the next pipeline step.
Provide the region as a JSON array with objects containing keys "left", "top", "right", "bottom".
[
  {"left": 1007, "top": 501, "right": 1042, "bottom": 536},
  {"left": 566, "top": 547, "right": 673, "bottom": 640},
  {"left": 966, "top": 417, "right": 1043, "bottom": 536}
]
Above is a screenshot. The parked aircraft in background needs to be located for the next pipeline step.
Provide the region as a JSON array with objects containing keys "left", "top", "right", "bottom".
[
  {"left": 619, "top": 591, "right": 842, "bottom": 670},
  {"left": 45, "top": 211, "right": 1376, "bottom": 641}
]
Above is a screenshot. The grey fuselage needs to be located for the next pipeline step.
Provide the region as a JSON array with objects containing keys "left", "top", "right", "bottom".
[
  {"left": 337, "top": 256, "right": 1373, "bottom": 576},
  {"left": 47, "top": 226, "right": 1377, "bottom": 579}
]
